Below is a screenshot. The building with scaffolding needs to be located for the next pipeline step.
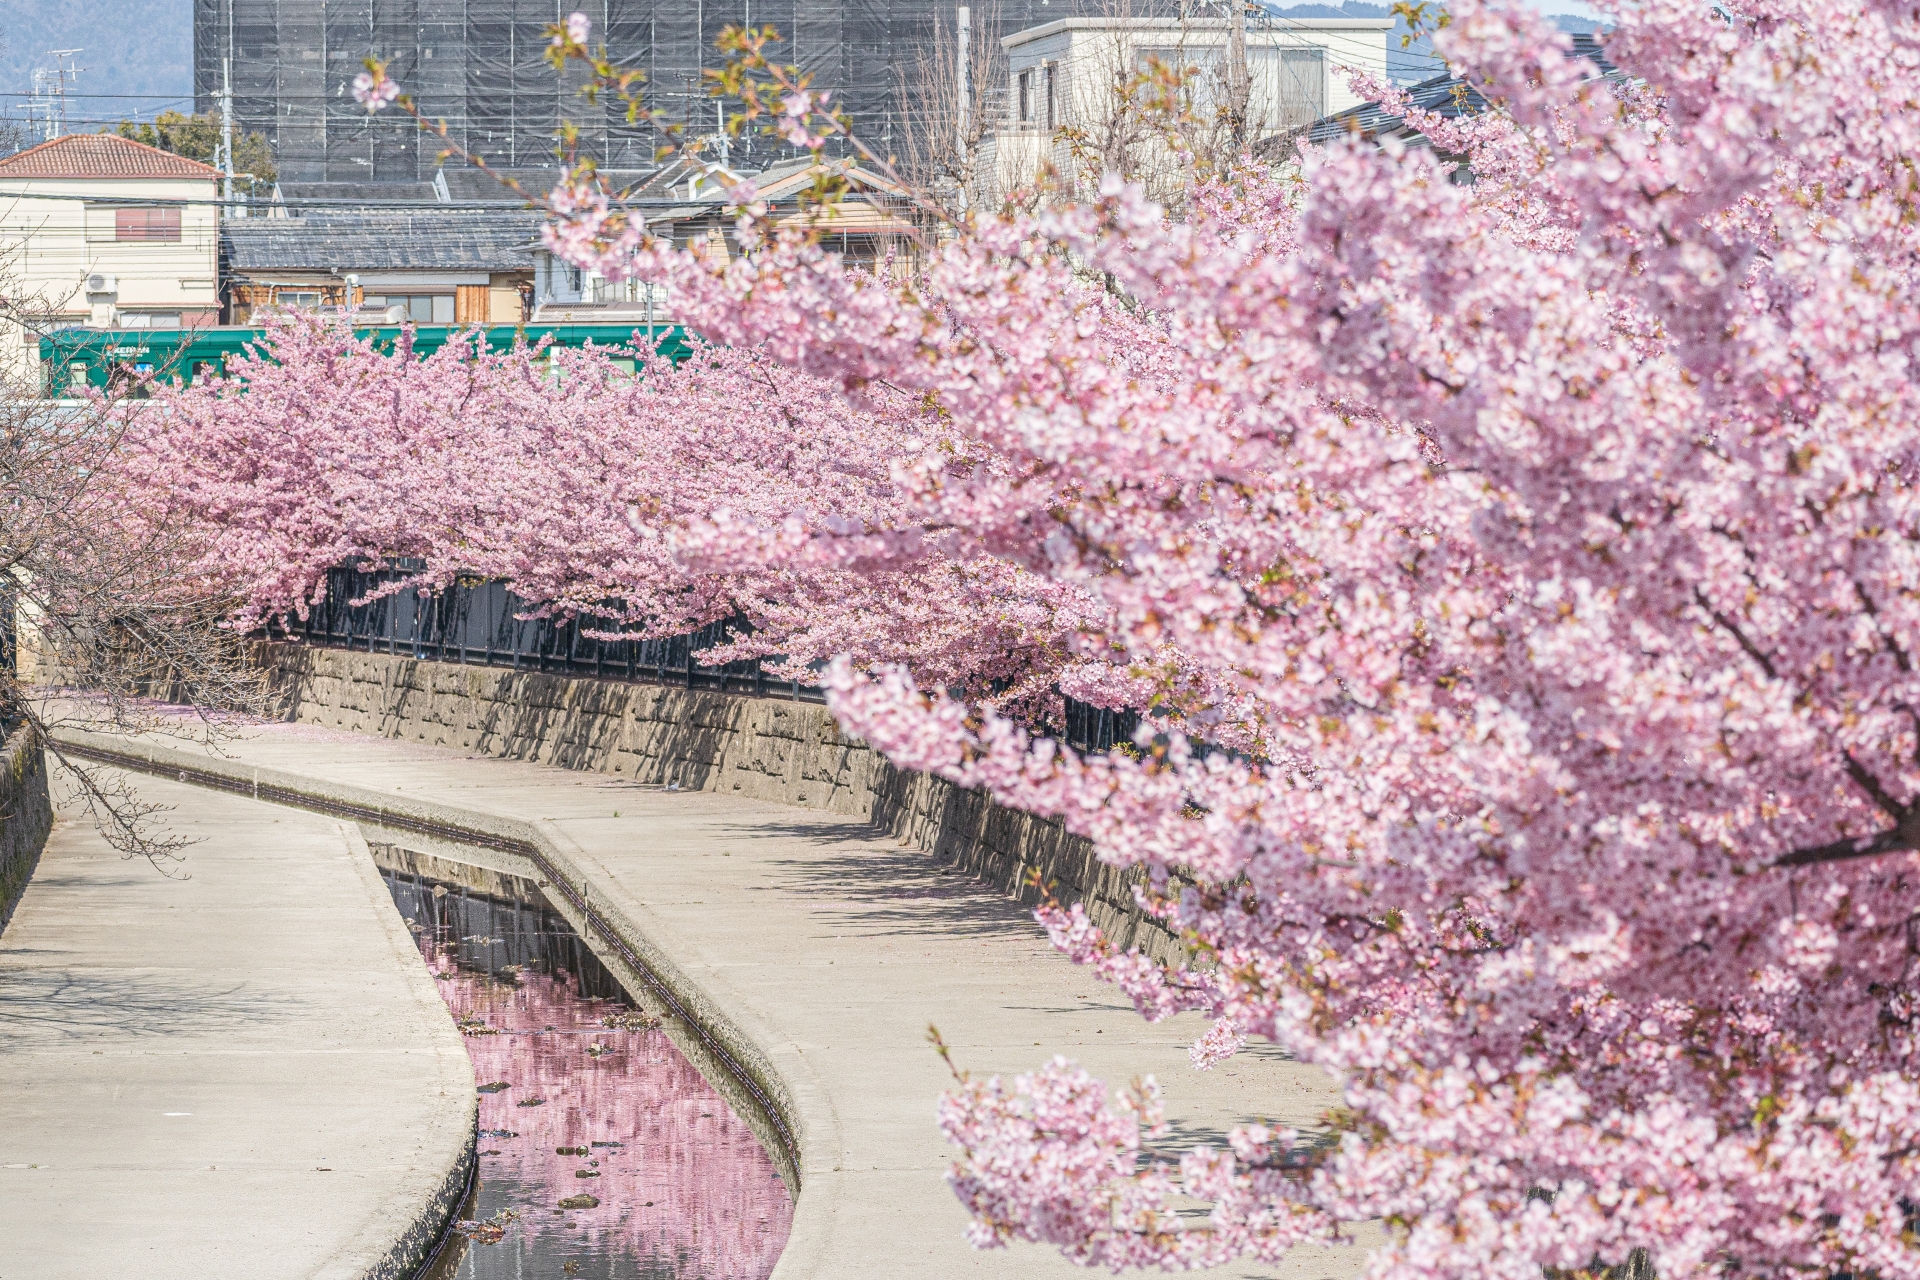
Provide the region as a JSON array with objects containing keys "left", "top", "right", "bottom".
[{"left": 192, "top": 0, "right": 1086, "bottom": 189}]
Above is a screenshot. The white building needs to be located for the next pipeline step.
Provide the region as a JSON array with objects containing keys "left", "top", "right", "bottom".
[
  {"left": 987, "top": 15, "right": 1392, "bottom": 199},
  {"left": 0, "top": 133, "right": 222, "bottom": 380}
]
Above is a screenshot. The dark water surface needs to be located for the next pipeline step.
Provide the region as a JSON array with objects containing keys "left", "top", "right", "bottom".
[{"left": 382, "top": 868, "right": 792, "bottom": 1279}]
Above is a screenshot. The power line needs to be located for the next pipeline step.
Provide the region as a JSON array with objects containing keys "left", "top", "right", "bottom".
[
  {"left": 0, "top": 187, "right": 538, "bottom": 211},
  {"left": 0, "top": 184, "right": 851, "bottom": 215},
  {"left": 0, "top": 92, "right": 199, "bottom": 100},
  {"left": 1, "top": 116, "right": 211, "bottom": 129}
]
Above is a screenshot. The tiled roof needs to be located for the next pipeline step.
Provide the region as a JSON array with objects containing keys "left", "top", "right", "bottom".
[
  {"left": 1305, "top": 33, "right": 1618, "bottom": 149},
  {"left": 445, "top": 167, "right": 595, "bottom": 202},
  {"left": 0, "top": 133, "right": 220, "bottom": 180},
  {"left": 274, "top": 180, "right": 440, "bottom": 205},
  {"left": 224, "top": 210, "right": 542, "bottom": 272},
  {"left": 270, "top": 170, "right": 602, "bottom": 207}
]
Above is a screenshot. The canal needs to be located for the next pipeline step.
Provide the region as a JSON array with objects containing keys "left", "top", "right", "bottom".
[{"left": 381, "top": 862, "right": 793, "bottom": 1279}]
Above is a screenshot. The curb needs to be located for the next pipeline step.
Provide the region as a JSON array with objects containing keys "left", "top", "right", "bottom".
[
  {"left": 313, "top": 822, "right": 480, "bottom": 1280},
  {"left": 50, "top": 727, "right": 828, "bottom": 1278}
]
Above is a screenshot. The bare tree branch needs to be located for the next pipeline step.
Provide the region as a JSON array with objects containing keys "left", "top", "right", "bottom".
[{"left": 0, "top": 286, "right": 268, "bottom": 869}]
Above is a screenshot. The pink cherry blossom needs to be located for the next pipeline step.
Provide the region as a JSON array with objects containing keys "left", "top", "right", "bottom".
[
  {"left": 127, "top": 317, "right": 1101, "bottom": 720},
  {"left": 518, "top": 1, "right": 1920, "bottom": 1275},
  {"left": 123, "top": 0, "right": 1920, "bottom": 1272},
  {"left": 351, "top": 69, "right": 398, "bottom": 113}
]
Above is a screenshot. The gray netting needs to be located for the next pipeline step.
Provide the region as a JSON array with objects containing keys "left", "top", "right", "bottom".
[{"left": 194, "top": 0, "right": 1088, "bottom": 185}]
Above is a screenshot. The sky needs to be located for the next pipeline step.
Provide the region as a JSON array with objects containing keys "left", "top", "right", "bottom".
[{"left": 0, "top": 0, "right": 1606, "bottom": 143}]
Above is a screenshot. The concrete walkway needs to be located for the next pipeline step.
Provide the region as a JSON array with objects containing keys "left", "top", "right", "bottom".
[
  {"left": 0, "top": 769, "right": 474, "bottom": 1280},
  {"left": 55, "top": 721, "right": 1369, "bottom": 1280}
]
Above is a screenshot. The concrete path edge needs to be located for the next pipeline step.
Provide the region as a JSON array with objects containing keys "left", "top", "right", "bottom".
[
  {"left": 51, "top": 727, "right": 842, "bottom": 1280},
  {"left": 314, "top": 823, "right": 479, "bottom": 1280}
]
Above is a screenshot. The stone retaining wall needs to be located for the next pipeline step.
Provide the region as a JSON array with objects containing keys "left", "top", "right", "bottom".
[
  {"left": 0, "top": 724, "right": 53, "bottom": 935},
  {"left": 256, "top": 643, "right": 1177, "bottom": 959}
]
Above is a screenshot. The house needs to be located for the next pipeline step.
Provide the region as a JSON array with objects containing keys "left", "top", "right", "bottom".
[
  {"left": 0, "top": 133, "right": 223, "bottom": 379},
  {"left": 221, "top": 210, "right": 540, "bottom": 324},
  {"left": 985, "top": 14, "right": 1392, "bottom": 199},
  {"left": 528, "top": 158, "right": 916, "bottom": 324}
]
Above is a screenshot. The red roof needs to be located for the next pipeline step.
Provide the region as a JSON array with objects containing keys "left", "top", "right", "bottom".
[{"left": 0, "top": 133, "right": 220, "bottom": 180}]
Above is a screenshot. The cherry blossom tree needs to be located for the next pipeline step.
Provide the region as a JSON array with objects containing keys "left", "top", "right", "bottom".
[
  {"left": 491, "top": 0, "right": 1920, "bottom": 1276},
  {"left": 0, "top": 292, "right": 265, "bottom": 867},
  {"left": 129, "top": 319, "right": 1096, "bottom": 717}
]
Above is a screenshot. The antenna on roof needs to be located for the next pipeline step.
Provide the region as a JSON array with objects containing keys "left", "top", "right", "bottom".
[{"left": 31, "top": 50, "right": 83, "bottom": 141}]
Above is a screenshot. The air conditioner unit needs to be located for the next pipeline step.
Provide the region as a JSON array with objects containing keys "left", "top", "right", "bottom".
[{"left": 84, "top": 273, "right": 116, "bottom": 294}]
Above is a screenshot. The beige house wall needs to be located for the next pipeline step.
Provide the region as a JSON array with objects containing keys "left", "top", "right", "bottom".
[
  {"left": 487, "top": 274, "right": 528, "bottom": 323},
  {"left": 0, "top": 173, "right": 220, "bottom": 384}
]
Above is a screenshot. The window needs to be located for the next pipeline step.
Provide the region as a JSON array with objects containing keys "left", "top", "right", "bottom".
[
  {"left": 363, "top": 293, "right": 455, "bottom": 324},
  {"left": 1017, "top": 70, "right": 1032, "bottom": 123},
  {"left": 1259, "top": 46, "right": 1328, "bottom": 127},
  {"left": 108, "top": 361, "right": 155, "bottom": 399},
  {"left": 118, "top": 312, "right": 180, "bottom": 329},
  {"left": 1045, "top": 65, "right": 1057, "bottom": 131},
  {"left": 115, "top": 207, "right": 181, "bottom": 242},
  {"left": 276, "top": 290, "right": 322, "bottom": 309},
  {"left": 1135, "top": 47, "right": 1190, "bottom": 75}
]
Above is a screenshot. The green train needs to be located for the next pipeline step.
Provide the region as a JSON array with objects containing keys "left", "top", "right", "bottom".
[{"left": 38, "top": 323, "right": 694, "bottom": 397}]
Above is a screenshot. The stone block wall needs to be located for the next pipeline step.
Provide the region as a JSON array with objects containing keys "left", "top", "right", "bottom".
[
  {"left": 256, "top": 643, "right": 1177, "bottom": 959},
  {"left": 0, "top": 724, "right": 54, "bottom": 934}
]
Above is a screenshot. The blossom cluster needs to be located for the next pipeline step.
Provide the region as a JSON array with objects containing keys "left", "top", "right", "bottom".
[
  {"left": 126, "top": 321, "right": 1099, "bottom": 717},
  {"left": 514, "top": 0, "right": 1920, "bottom": 1275},
  {"left": 350, "top": 68, "right": 398, "bottom": 113}
]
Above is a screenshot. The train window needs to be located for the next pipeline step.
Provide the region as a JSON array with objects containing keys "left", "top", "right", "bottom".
[{"left": 108, "top": 361, "right": 155, "bottom": 400}]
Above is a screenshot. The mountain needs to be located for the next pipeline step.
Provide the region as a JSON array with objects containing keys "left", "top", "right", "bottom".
[{"left": 0, "top": 0, "right": 192, "bottom": 138}]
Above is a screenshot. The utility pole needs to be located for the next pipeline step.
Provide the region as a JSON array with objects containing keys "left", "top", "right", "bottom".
[
  {"left": 955, "top": 6, "right": 971, "bottom": 214},
  {"left": 1226, "top": 0, "right": 1250, "bottom": 150},
  {"left": 219, "top": 56, "right": 237, "bottom": 214},
  {"left": 956, "top": 6, "right": 971, "bottom": 149}
]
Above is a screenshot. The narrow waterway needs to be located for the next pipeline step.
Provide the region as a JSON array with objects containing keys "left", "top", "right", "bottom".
[{"left": 382, "top": 865, "right": 793, "bottom": 1279}]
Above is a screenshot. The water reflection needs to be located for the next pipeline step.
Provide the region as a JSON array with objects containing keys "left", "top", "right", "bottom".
[{"left": 383, "top": 869, "right": 792, "bottom": 1279}]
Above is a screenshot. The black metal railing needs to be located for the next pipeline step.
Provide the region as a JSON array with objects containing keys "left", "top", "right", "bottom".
[
  {"left": 280, "top": 565, "right": 1142, "bottom": 754},
  {"left": 283, "top": 565, "right": 809, "bottom": 700}
]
